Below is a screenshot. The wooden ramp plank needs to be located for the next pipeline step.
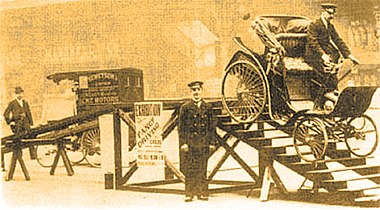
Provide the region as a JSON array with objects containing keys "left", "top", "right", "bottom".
[
  {"left": 306, "top": 165, "right": 380, "bottom": 175},
  {"left": 355, "top": 195, "right": 380, "bottom": 202},
  {"left": 323, "top": 174, "right": 380, "bottom": 183}
]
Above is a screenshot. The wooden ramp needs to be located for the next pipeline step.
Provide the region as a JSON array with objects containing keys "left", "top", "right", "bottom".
[{"left": 214, "top": 104, "right": 380, "bottom": 207}]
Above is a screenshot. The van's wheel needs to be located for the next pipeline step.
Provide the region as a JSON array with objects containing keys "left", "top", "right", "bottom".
[
  {"left": 82, "top": 128, "right": 101, "bottom": 167},
  {"left": 66, "top": 135, "right": 86, "bottom": 165},
  {"left": 36, "top": 145, "right": 56, "bottom": 168}
]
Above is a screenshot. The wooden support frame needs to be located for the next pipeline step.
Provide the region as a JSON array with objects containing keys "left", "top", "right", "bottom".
[
  {"left": 50, "top": 140, "right": 74, "bottom": 176},
  {"left": 5, "top": 144, "right": 30, "bottom": 181},
  {"left": 4, "top": 138, "right": 74, "bottom": 181},
  {"left": 112, "top": 108, "right": 259, "bottom": 195}
]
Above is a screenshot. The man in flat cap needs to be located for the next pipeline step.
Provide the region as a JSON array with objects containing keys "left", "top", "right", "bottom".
[
  {"left": 305, "top": 3, "right": 360, "bottom": 109},
  {"left": 4, "top": 86, "right": 34, "bottom": 135},
  {"left": 178, "top": 81, "right": 216, "bottom": 202}
]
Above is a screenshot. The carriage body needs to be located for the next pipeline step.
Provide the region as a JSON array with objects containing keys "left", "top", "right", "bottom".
[{"left": 221, "top": 15, "right": 379, "bottom": 161}]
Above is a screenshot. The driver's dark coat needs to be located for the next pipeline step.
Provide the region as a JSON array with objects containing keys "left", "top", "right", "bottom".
[
  {"left": 178, "top": 100, "right": 215, "bottom": 174},
  {"left": 305, "top": 17, "right": 351, "bottom": 71}
]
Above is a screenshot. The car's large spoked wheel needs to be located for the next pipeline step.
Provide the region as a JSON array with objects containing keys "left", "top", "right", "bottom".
[
  {"left": 345, "top": 115, "right": 378, "bottom": 157},
  {"left": 82, "top": 128, "right": 101, "bottom": 167},
  {"left": 222, "top": 60, "right": 267, "bottom": 123},
  {"left": 294, "top": 118, "right": 328, "bottom": 162}
]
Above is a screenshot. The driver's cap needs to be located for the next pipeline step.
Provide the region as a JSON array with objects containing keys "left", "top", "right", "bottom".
[{"left": 321, "top": 3, "right": 337, "bottom": 14}]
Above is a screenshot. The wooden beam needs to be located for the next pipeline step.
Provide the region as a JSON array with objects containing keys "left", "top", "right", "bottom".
[
  {"left": 121, "top": 162, "right": 138, "bottom": 185},
  {"left": 215, "top": 133, "right": 259, "bottom": 182},
  {"left": 210, "top": 180, "right": 254, "bottom": 185},
  {"left": 118, "top": 109, "right": 136, "bottom": 132},
  {"left": 162, "top": 109, "right": 179, "bottom": 140},
  {"left": 128, "top": 179, "right": 181, "bottom": 187},
  {"left": 164, "top": 156, "right": 185, "bottom": 183},
  {"left": 209, "top": 183, "right": 257, "bottom": 194},
  {"left": 208, "top": 135, "right": 239, "bottom": 181},
  {"left": 119, "top": 185, "right": 184, "bottom": 195},
  {"left": 269, "top": 165, "right": 288, "bottom": 194},
  {"left": 114, "top": 111, "right": 123, "bottom": 189}
]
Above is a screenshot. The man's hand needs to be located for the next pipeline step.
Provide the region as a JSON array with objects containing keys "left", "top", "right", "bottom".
[
  {"left": 348, "top": 54, "right": 360, "bottom": 65},
  {"left": 321, "top": 54, "right": 331, "bottom": 64},
  {"left": 209, "top": 145, "right": 216, "bottom": 152},
  {"left": 180, "top": 144, "right": 189, "bottom": 152}
]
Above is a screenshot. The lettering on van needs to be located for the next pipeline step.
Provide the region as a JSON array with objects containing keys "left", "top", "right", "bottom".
[{"left": 88, "top": 73, "right": 118, "bottom": 87}]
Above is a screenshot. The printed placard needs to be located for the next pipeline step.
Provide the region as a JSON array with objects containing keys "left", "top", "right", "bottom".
[{"left": 134, "top": 102, "right": 164, "bottom": 166}]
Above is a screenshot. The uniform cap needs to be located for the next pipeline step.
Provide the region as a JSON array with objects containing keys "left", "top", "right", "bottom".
[
  {"left": 14, "top": 86, "right": 24, "bottom": 94},
  {"left": 321, "top": 3, "right": 337, "bottom": 13},
  {"left": 187, "top": 81, "right": 204, "bottom": 88}
]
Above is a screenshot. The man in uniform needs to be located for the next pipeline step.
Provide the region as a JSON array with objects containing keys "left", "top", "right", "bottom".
[
  {"left": 305, "top": 3, "right": 360, "bottom": 109},
  {"left": 178, "top": 81, "right": 216, "bottom": 202},
  {"left": 4, "top": 86, "right": 34, "bottom": 135}
]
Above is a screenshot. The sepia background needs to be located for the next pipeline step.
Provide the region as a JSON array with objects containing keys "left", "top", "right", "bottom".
[{"left": 1, "top": 0, "right": 380, "bottom": 209}]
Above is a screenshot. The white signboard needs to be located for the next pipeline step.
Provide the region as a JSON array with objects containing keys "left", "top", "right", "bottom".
[{"left": 134, "top": 102, "right": 164, "bottom": 166}]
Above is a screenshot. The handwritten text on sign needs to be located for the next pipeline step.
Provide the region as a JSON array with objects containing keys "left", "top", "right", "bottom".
[{"left": 135, "top": 102, "right": 164, "bottom": 166}]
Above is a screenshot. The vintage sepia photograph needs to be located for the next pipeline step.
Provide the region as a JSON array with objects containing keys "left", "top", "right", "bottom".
[{"left": 1, "top": 0, "right": 380, "bottom": 209}]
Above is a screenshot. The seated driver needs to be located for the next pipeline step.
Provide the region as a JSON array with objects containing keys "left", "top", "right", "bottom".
[{"left": 305, "top": 3, "right": 359, "bottom": 109}]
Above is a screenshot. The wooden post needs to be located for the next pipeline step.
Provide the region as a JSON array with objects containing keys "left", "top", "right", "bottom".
[
  {"left": 257, "top": 122, "right": 268, "bottom": 187},
  {"left": 5, "top": 145, "right": 30, "bottom": 181},
  {"left": 113, "top": 111, "right": 123, "bottom": 189},
  {"left": 50, "top": 141, "right": 74, "bottom": 176},
  {"left": 259, "top": 165, "right": 274, "bottom": 201}
]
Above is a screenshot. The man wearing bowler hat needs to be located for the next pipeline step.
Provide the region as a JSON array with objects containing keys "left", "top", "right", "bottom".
[
  {"left": 305, "top": 3, "right": 360, "bottom": 109},
  {"left": 2, "top": 86, "right": 35, "bottom": 173},
  {"left": 4, "top": 86, "right": 34, "bottom": 135},
  {"left": 178, "top": 81, "right": 216, "bottom": 202}
]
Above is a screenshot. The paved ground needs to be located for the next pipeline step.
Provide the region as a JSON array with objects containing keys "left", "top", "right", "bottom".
[
  {"left": 1, "top": 143, "right": 378, "bottom": 210},
  {"left": 2, "top": 144, "right": 380, "bottom": 209}
]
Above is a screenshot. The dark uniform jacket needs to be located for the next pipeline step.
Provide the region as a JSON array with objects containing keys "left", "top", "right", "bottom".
[
  {"left": 4, "top": 99, "right": 33, "bottom": 134},
  {"left": 305, "top": 17, "right": 351, "bottom": 71},
  {"left": 178, "top": 100, "right": 215, "bottom": 149}
]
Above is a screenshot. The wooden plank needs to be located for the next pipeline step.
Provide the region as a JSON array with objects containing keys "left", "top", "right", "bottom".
[
  {"left": 161, "top": 109, "right": 179, "bottom": 140},
  {"left": 338, "top": 185, "right": 380, "bottom": 192},
  {"left": 292, "top": 156, "right": 369, "bottom": 165},
  {"left": 355, "top": 195, "right": 380, "bottom": 202},
  {"left": 210, "top": 180, "right": 254, "bottom": 185},
  {"left": 244, "top": 135, "right": 291, "bottom": 141},
  {"left": 259, "top": 166, "right": 274, "bottom": 201},
  {"left": 209, "top": 183, "right": 257, "bottom": 194},
  {"left": 39, "top": 120, "right": 98, "bottom": 139},
  {"left": 119, "top": 185, "right": 184, "bottom": 195},
  {"left": 306, "top": 165, "right": 380, "bottom": 175},
  {"left": 118, "top": 110, "right": 136, "bottom": 132},
  {"left": 164, "top": 156, "right": 185, "bottom": 183},
  {"left": 114, "top": 112, "right": 123, "bottom": 188},
  {"left": 121, "top": 162, "right": 138, "bottom": 185},
  {"left": 216, "top": 134, "right": 260, "bottom": 182},
  {"left": 323, "top": 174, "right": 380, "bottom": 183},
  {"left": 128, "top": 179, "right": 181, "bottom": 187},
  {"left": 208, "top": 135, "right": 238, "bottom": 180}
]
